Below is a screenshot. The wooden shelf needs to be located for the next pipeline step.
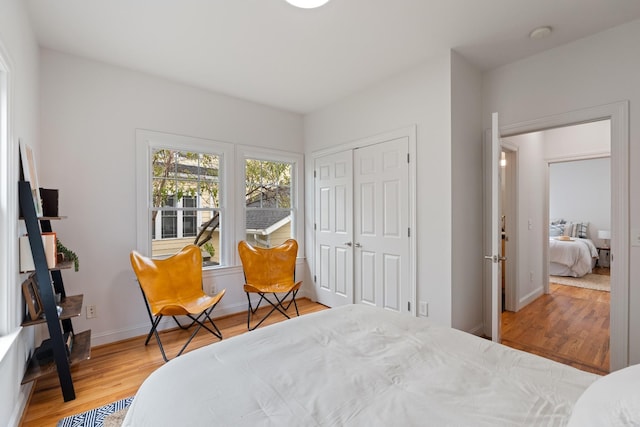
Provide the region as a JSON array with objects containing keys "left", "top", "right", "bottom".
[
  {"left": 21, "top": 294, "right": 83, "bottom": 327},
  {"left": 20, "top": 260, "right": 74, "bottom": 274},
  {"left": 22, "top": 330, "right": 91, "bottom": 384}
]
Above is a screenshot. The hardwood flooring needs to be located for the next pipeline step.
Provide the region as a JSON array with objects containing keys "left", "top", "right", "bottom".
[
  {"left": 501, "top": 271, "right": 610, "bottom": 376},
  {"left": 19, "top": 298, "right": 328, "bottom": 427}
]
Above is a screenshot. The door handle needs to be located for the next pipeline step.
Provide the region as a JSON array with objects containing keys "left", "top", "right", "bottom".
[
  {"left": 484, "top": 255, "right": 505, "bottom": 263},
  {"left": 344, "top": 242, "right": 352, "bottom": 247},
  {"left": 354, "top": 243, "right": 362, "bottom": 248}
]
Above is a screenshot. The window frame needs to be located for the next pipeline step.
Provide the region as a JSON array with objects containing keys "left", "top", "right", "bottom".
[
  {"left": 236, "top": 145, "right": 304, "bottom": 259},
  {"left": 0, "top": 42, "right": 16, "bottom": 336},
  {"left": 135, "top": 130, "right": 235, "bottom": 268}
]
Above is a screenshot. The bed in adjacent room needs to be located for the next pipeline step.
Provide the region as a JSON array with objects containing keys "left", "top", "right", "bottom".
[
  {"left": 123, "top": 304, "right": 603, "bottom": 426},
  {"left": 549, "top": 220, "right": 599, "bottom": 277}
]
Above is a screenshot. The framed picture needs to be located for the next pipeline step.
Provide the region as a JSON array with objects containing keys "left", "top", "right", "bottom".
[
  {"left": 22, "top": 274, "right": 43, "bottom": 321},
  {"left": 19, "top": 139, "right": 43, "bottom": 217}
]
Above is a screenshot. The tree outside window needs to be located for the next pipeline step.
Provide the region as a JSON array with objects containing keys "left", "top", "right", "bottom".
[{"left": 245, "top": 159, "right": 293, "bottom": 248}]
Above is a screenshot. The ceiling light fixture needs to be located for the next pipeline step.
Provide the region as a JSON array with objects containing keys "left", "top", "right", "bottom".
[
  {"left": 529, "top": 26, "right": 552, "bottom": 40},
  {"left": 286, "top": 0, "right": 331, "bottom": 9}
]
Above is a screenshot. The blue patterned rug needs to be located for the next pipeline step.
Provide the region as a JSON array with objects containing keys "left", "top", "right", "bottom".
[{"left": 57, "top": 396, "right": 134, "bottom": 427}]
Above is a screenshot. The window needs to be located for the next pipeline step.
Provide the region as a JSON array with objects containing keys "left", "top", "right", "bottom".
[
  {"left": 136, "top": 130, "right": 233, "bottom": 268},
  {"left": 0, "top": 45, "right": 15, "bottom": 335},
  {"left": 137, "top": 131, "right": 303, "bottom": 269},
  {"left": 237, "top": 146, "right": 303, "bottom": 256},
  {"left": 244, "top": 158, "right": 293, "bottom": 248}
]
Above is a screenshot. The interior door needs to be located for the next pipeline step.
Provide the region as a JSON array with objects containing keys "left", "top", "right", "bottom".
[
  {"left": 485, "top": 112, "right": 503, "bottom": 342},
  {"left": 353, "top": 138, "right": 410, "bottom": 313},
  {"left": 314, "top": 150, "right": 354, "bottom": 307}
]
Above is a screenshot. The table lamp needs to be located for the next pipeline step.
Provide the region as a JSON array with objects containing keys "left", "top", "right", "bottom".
[{"left": 597, "top": 230, "right": 611, "bottom": 248}]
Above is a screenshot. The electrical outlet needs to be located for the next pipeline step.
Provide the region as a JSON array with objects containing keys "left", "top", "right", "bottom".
[
  {"left": 210, "top": 284, "right": 217, "bottom": 295},
  {"left": 419, "top": 301, "right": 428, "bottom": 317},
  {"left": 86, "top": 304, "right": 97, "bottom": 319}
]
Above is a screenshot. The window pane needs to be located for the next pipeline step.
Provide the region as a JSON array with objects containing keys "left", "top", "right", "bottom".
[
  {"left": 183, "top": 196, "right": 197, "bottom": 237},
  {"left": 245, "top": 209, "right": 292, "bottom": 248},
  {"left": 151, "top": 147, "right": 221, "bottom": 266},
  {"left": 162, "top": 195, "right": 177, "bottom": 238},
  {"left": 245, "top": 159, "right": 292, "bottom": 209},
  {"left": 151, "top": 208, "right": 220, "bottom": 264},
  {"left": 244, "top": 159, "right": 293, "bottom": 248}
]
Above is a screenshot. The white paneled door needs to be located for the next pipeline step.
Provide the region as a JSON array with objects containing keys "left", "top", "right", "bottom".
[
  {"left": 314, "top": 137, "right": 411, "bottom": 314},
  {"left": 314, "top": 150, "right": 354, "bottom": 307},
  {"left": 353, "top": 138, "right": 410, "bottom": 313}
]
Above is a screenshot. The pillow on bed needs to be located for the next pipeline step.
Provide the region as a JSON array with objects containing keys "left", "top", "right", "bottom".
[
  {"left": 570, "top": 221, "right": 589, "bottom": 239},
  {"left": 549, "top": 223, "right": 564, "bottom": 237},
  {"left": 567, "top": 364, "right": 640, "bottom": 426},
  {"left": 563, "top": 222, "right": 574, "bottom": 237}
]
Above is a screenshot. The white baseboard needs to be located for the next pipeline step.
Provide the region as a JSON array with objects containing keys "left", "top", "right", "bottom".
[{"left": 518, "top": 286, "right": 544, "bottom": 311}]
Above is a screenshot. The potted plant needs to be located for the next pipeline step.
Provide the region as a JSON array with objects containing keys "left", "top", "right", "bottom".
[{"left": 56, "top": 239, "right": 79, "bottom": 272}]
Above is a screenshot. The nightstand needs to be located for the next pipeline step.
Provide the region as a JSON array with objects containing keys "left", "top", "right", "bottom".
[{"left": 596, "top": 247, "right": 610, "bottom": 268}]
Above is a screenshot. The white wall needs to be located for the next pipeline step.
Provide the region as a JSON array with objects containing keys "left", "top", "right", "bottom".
[
  {"left": 38, "top": 49, "right": 305, "bottom": 346},
  {"left": 484, "top": 19, "right": 640, "bottom": 363},
  {"left": 0, "top": 0, "right": 40, "bottom": 425},
  {"left": 450, "top": 51, "right": 483, "bottom": 332},
  {"left": 549, "top": 158, "right": 611, "bottom": 245},
  {"left": 305, "top": 51, "right": 483, "bottom": 330},
  {"left": 502, "top": 132, "right": 547, "bottom": 308}
]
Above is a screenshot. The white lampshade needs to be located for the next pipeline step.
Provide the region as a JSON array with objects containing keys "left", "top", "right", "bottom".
[
  {"left": 598, "top": 230, "right": 611, "bottom": 240},
  {"left": 286, "top": 0, "right": 330, "bottom": 8}
]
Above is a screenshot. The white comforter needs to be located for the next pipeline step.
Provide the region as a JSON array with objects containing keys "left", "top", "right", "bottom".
[
  {"left": 549, "top": 238, "right": 598, "bottom": 277},
  {"left": 123, "top": 304, "right": 598, "bottom": 427}
]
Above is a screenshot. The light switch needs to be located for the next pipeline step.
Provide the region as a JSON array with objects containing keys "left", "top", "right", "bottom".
[{"left": 632, "top": 229, "right": 640, "bottom": 247}]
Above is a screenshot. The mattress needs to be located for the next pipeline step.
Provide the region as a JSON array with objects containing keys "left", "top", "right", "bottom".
[
  {"left": 123, "top": 304, "right": 599, "bottom": 426},
  {"left": 549, "top": 237, "right": 598, "bottom": 277}
]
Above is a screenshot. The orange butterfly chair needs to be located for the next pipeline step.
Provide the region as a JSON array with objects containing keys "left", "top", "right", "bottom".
[
  {"left": 130, "top": 244, "right": 226, "bottom": 362},
  {"left": 238, "top": 239, "right": 301, "bottom": 330}
]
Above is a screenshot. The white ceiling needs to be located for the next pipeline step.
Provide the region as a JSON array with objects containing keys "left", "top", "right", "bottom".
[{"left": 25, "top": 0, "right": 640, "bottom": 114}]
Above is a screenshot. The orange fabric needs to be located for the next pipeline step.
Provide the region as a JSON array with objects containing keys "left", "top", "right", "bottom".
[
  {"left": 238, "top": 239, "right": 301, "bottom": 293},
  {"left": 130, "top": 245, "right": 225, "bottom": 317}
]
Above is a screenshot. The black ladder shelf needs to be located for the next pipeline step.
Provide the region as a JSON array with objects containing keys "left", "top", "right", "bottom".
[{"left": 19, "top": 180, "right": 90, "bottom": 402}]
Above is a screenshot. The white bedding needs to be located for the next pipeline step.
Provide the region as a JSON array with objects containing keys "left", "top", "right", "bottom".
[
  {"left": 549, "top": 237, "right": 598, "bottom": 277},
  {"left": 123, "top": 304, "right": 599, "bottom": 427}
]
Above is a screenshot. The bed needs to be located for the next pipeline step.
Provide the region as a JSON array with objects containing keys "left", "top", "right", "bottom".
[
  {"left": 122, "top": 304, "right": 608, "bottom": 426},
  {"left": 549, "top": 237, "right": 598, "bottom": 277}
]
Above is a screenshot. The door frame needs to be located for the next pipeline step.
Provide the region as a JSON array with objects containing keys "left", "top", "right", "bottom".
[
  {"left": 311, "top": 125, "right": 418, "bottom": 314},
  {"left": 496, "top": 101, "right": 629, "bottom": 371}
]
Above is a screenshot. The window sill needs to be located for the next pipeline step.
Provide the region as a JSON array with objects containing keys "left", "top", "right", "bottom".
[{"left": 0, "top": 327, "right": 22, "bottom": 365}]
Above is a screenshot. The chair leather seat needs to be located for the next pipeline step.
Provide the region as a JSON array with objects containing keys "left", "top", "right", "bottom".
[
  {"left": 243, "top": 281, "right": 301, "bottom": 294},
  {"left": 153, "top": 291, "right": 226, "bottom": 317}
]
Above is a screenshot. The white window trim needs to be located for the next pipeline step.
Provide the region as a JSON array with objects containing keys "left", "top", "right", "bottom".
[
  {"left": 235, "top": 145, "right": 304, "bottom": 262},
  {"left": 135, "top": 129, "right": 235, "bottom": 267},
  {"left": 0, "top": 41, "right": 16, "bottom": 337}
]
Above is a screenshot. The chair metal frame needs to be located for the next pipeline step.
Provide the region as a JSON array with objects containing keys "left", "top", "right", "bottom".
[
  {"left": 239, "top": 239, "right": 301, "bottom": 330},
  {"left": 130, "top": 245, "right": 225, "bottom": 362}
]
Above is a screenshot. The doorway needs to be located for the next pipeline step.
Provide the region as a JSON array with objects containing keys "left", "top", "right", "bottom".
[
  {"left": 499, "top": 120, "right": 612, "bottom": 373},
  {"left": 487, "top": 102, "right": 628, "bottom": 372}
]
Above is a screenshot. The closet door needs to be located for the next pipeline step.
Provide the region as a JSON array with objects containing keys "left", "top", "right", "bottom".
[
  {"left": 314, "top": 150, "right": 353, "bottom": 307},
  {"left": 353, "top": 137, "right": 410, "bottom": 313}
]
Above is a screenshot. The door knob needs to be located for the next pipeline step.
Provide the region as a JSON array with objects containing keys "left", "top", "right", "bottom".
[
  {"left": 354, "top": 243, "right": 362, "bottom": 248},
  {"left": 344, "top": 242, "right": 352, "bottom": 247}
]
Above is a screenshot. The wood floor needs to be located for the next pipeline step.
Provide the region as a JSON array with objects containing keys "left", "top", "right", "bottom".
[
  {"left": 501, "top": 270, "right": 610, "bottom": 376},
  {"left": 19, "top": 298, "right": 328, "bottom": 427}
]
